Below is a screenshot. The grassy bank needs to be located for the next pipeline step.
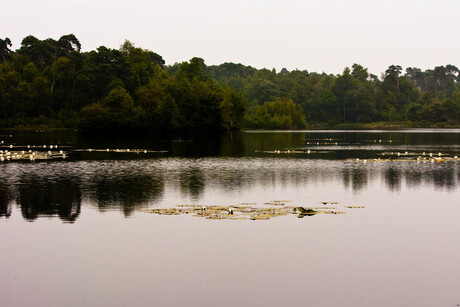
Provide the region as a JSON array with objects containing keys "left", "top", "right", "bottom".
[
  {"left": 2, "top": 120, "right": 460, "bottom": 132},
  {"left": 305, "top": 121, "right": 460, "bottom": 130}
]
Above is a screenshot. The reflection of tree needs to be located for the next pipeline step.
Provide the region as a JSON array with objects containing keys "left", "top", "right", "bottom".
[
  {"left": 342, "top": 169, "right": 351, "bottom": 189},
  {"left": 18, "top": 177, "right": 81, "bottom": 222},
  {"left": 170, "top": 136, "right": 223, "bottom": 157},
  {"left": 405, "top": 169, "right": 423, "bottom": 188},
  {"left": 91, "top": 173, "right": 164, "bottom": 216},
  {"left": 351, "top": 168, "right": 368, "bottom": 192},
  {"left": 219, "top": 131, "right": 246, "bottom": 157},
  {"left": 402, "top": 166, "right": 456, "bottom": 190},
  {"left": 341, "top": 167, "right": 368, "bottom": 192},
  {"left": 384, "top": 167, "right": 401, "bottom": 191},
  {"left": 179, "top": 168, "right": 205, "bottom": 201},
  {"left": 212, "top": 170, "right": 246, "bottom": 193},
  {"left": 0, "top": 183, "right": 12, "bottom": 218},
  {"left": 431, "top": 168, "right": 456, "bottom": 190},
  {"left": 243, "top": 132, "right": 305, "bottom": 156}
]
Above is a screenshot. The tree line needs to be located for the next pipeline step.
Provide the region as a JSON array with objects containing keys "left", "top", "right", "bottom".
[
  {"left": 1, "top": 34, "right": 459, "bottom": 131},
  {"left": 200, "top": 63, "right": 460, "bottom": 126}
]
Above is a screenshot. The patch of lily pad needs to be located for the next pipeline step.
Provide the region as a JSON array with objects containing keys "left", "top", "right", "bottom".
[
  {"left": 0, "top": 146, "right": 171, "bottom": 163},
  {"left": 0, "top": 149, "right": 68, "bottom": 162},
  {"left": 141, "top": 200, "right": 363, "bottom": 221},
  {"left": 347, "top": 153, "right": 459, "bottom": 163},
  {"left": 255, "top": 150, "right": 331, "bottom": 155}
]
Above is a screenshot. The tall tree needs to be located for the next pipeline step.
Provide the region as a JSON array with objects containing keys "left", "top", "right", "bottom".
[
  {"left": 351, "top": 63, "right": 369, "bottom": 82},
  {"left": 405, "top": 67, "right": 424, "bottom": 90},
  {"left": 58, "top": 34, "right": 81, "bottom": 55},
  {"left": 332, "top": 67, "right": 356, "bottom": 124},
  {"left": 0, "top": 37, "right": 12, "bottom": 64},
  {"left": 384, "top": 65, "right": 403, "bottom": 93},
  {"left": 220, "top": 87, "right": 247, "bottom": 130}
]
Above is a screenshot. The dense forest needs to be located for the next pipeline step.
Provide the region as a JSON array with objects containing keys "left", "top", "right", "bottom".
[{"left": 1, "top": 34, "right": 459, "bottom": 132}]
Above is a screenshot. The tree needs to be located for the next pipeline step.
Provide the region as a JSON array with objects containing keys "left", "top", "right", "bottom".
[
  {"left": 446, "top": 65, "right": 459, "bottom": 82},
  {"left": 19, "top": 35, "right": 57, "bottom": 69},
  {"left": 119, "top": 40, "right": 157, "bottom": 93},
  {"left": 220, "top": 87, "right": 247, "bottom": 130},
  {"left": 22, "top": 62, "right": 38, "bottom": 82},
  {"left": 306, "top": 86, "right": 339, "bottom": 124},
  {"left": 136, "top": 67, "right": 179, "bottom": 130},
  {"left": 243, "top": 69, "right": 281, "bottom": 105},
  {"left": 406, "top": 102, "right": 422, "bottom": 121},
  {"left": 332, "top": 67, "right": 356, "bottom": 124},
  {"left": 351, "top": 64, "right": 369, "bottom": 82},
  {"left": 384, "top": 65, "right": 403, "bottom": 93},
  {"left": 174, "top": 58, "right": 223, "bottom": 130},
  {"left": 405, "top": 67, "right": 424, "bottom": 90},
  {"left": 80, "top": 86, "right": 139, "bottom": 131},
  {"left": 346, "top": 83, "right": 378, "bottom": 123},
  {"left": 58, "top": 34, "right": 81, "bottom": 55},
  {"left": 0, "top": 38, "right": 12, "bottom": 64},
  {"left": 245, "top": 98, "right": 306, "bottom": 129}
]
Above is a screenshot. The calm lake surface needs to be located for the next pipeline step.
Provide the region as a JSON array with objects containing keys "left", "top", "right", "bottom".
[{"left": 1, "top": 129, "right": 460, "bottom": 307}]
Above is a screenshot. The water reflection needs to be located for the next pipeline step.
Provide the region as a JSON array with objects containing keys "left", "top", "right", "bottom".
[
  {"left": 179, "top": 167, "right": 205, "bottom": 201},
  {"left": 90, "top": 172, "right": 164, "bottom": 216},
  {"left": 431, "top": 168, "right": 456, "bottom": 189},
  {"left": 17, "top": 176, "right": 81, "bottom": 222},
  {"left": 385, "top": 167, "right": 402, "bottom": 191},
  {"left": 0, "top": 158, "right": 458, "bottom": 222},
  {"left": 342, "top": 167, "right": 368, "bottom": 192},
  {"left": 1, "top": 129, "right": 460, "bottom": 222},
  {"left": 0, "top": 183, "right": 12, "bottom": 218}
]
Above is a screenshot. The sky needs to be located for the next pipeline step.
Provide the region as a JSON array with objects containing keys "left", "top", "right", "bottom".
[{"left": 2, "top": 0, "right": 459, "bottom": 75}]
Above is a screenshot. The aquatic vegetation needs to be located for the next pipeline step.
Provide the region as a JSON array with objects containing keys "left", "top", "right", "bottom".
[
  {"left": 347, "top": 153, "right": 460, "bottom": 163},
  {"left": 141, "top": 201, "right": 362, "bottom": 221},
  {"left": 264, "top": 202, "right": 285, "bottom": 206},
  {"left": 363, "top": 139, "right": 393, "bottom": 143},
  {"left": 256, "top": 150, "right": 332, "bottom": 155},
  {"left": 0, "top": 145, "right": 169, "bottom": 163},
  {"left": 296, "top": 207, "right": 318, "bottom": 216},
  {"left": 73, "top": 148, "right": 168, "bottom": 153},
  {"left": 0, "top": 150, "right": 68, "bottom": 162}
]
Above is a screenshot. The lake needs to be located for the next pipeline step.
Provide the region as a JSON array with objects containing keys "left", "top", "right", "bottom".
[{"left": 1, "top": 129, "right": 460, "bottom": 306}]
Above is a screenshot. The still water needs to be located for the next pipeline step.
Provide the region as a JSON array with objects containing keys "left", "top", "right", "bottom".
[{"left": 1, "top": 129, "right": 460, "bottom": 306}]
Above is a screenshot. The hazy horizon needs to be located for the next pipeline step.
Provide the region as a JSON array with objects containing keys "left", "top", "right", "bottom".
[{"left": 3, "top": 0, "right": 459, "bottom": 75}]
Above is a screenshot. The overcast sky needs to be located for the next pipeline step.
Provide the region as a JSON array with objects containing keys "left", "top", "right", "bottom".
[{"left": 3, "top": 0, "right": 459, "bottom": 75}]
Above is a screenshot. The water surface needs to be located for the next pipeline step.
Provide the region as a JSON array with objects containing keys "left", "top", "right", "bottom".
[{"left": 1, "top": 129, "right": 459, "bottom": 306}]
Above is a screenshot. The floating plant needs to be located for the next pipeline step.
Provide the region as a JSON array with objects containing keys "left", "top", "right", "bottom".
[
  {"left": 141, "top": 200, "right": 363, "bottom": 221},
  {"left": 256, "top": 150, "right": 332, "bottom": 155},
  {"left": 0, "top": 147, "right": 169, "bottom": 163},
  {"left": 346, "top": 155, "right": 459, "bottom": 163},
  {"left": 0, "top": 150, "right": 68, "bottom": 162}
]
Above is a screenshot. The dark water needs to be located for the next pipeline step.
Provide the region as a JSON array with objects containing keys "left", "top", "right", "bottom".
[{"left": 1, "top": 129, "right": 460, "bottom": 306}]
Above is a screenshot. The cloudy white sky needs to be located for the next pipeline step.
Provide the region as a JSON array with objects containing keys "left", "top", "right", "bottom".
[{"left": 2, "top": 0, "right": 459, "bottom": 75}]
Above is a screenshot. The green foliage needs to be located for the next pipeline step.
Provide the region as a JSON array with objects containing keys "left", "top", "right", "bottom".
[
  {"left": 0, "top": 38, "right": 12, "bottom": 64},
  {"left": 406, "top": 103, "right": 423, "bottom": 121},
  {"left": 245, "top": 98, "right": 306, "bottom": 129},
  {"left": 220, "top": 87, "right": 247, "bottom": 130},
  {"left": 351, "top": 63, "right": 369, "bottom": 82},
  {"left": 136, "top": 67, "right": 179, "bottom": 130},
  {"left": 0, "top": 34, "right": 459, "bottom": 130},
  {"left": 173, "top": 58, "right": 224, "bottom": 130},
  {"left": 81, "top": 86, "right": 139, "bottom": 131}
]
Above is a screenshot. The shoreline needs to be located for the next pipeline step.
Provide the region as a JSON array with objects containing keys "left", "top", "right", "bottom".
[{"left": 2, "top": 121, "right": 460, "bottom": 132}]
